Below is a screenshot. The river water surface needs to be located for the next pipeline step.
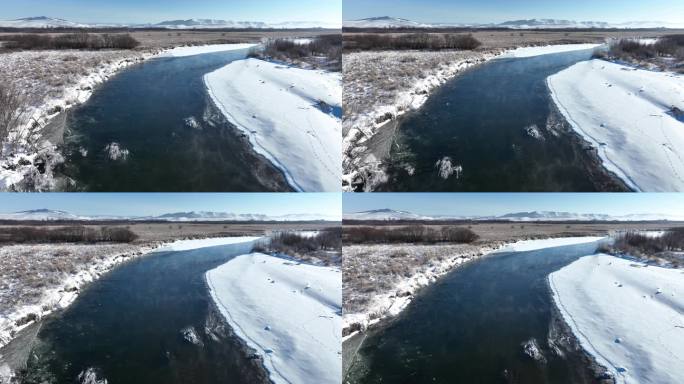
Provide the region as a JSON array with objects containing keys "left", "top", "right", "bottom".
[
  {"left": 380, "top": 48, "right": 627, "bottom": 192},
  {"left": 59, "top": 47, "right": 292, "bottom": 192},
  {"left": 346, "top": 240, "right": 607, "bottom": 384},
  {"left": 18, "top": 240, "right": 272, "bottom": 384}
]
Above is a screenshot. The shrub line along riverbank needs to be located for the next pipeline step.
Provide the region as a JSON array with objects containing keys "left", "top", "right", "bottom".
[
  {"left": 0, "top": 43, "right": 259, "bottom": 191},
  {"left": 342, "top": 235, "right": 608, "bottom": 340},
  {"left": 0, "top": 236, "right": 260, "bottom": 357}
]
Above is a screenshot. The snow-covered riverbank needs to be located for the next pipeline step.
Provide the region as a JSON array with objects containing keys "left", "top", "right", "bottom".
[
  {"left": 498, "top": 43, "right": 601, "bottom": 58},
  {"left": 158, "top": 43, "right": 258, "bottom": 58},
  {"left": 206, "top": 252, "right": 342, "bottom": 384},
  {"left": 548, "top": 59, "right": 684, "bottom": 191},
  {"left": 496, "top": 236, "right": 607, "bottom": 253},
  {"left": 549, "top": 254, "right": 684, "bottom": 384},
  {"left": 204, "top": 58, "right": 342, "bottom": 192}
]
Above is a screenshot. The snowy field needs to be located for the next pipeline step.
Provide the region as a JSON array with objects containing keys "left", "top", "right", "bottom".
[
  {"left": 158, "top": 43, "right": 257, "bottom": 58},
  {"left": 0, "top": 49, "right": 151, "bottom": 191},
  {"left": 342, "top": 49, "right": 501, "bottom": 191},
  {"left": 496, "top": 236, "right": 607, "bottom": 253},
  {"left": 549, "top": 254, "right": 684, "bottom": 384},
  {"left": 204, "top": 58, "right": 341, "bottom": 191},
  {"left": 206, "top": 253, "right": 341, "bottom": 384},
  {"left": 343, "top": 242, "right": 503, "bottom": 337},
  {"left": 498, "top": 43, "right": 602, "bottom": 58},
  {"left": 0, "top": 243, "right": 152, "bottom": 349},
  {"left": 548, "top": 59, "right": 684, "bottom": 191}
]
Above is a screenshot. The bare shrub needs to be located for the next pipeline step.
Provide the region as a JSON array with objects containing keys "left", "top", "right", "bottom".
[
  {"left": 345, "top": 33, "right": 481, "bottom": 51},
  {"left": 255, "top": 227, "right": 342, "bottom": 262},
  {"left": 0, "top": 226, "right": 138, "bottom": 243},
  {"left": 248, "top": 35, "right": 342, "bottom": 71},
  {"left": 344, "top": 225, "right": 478, "bottom": 244},
  {"left": 2, "top": 32, "right": 140, "bottom": 50},
  {"left": 0, "top": 81, "right": 28, "bottom": 146}
]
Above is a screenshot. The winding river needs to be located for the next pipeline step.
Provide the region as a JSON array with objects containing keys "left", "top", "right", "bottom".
[
  {"left": 16, "top": 240, "right": 272, "bottom": 384},
  {"left": 346, "top": 239, "right": 607, "bottom": 384},
  {"left": 58, "top": 47, "right": 292, "bottom": 192},
  {"left": 379, "top": 48, "right": 628, "bottom": 192}
]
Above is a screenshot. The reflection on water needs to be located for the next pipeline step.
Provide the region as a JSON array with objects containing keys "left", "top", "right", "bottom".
[
  {"left": 348, "top": 240, "right": 605, "bottom": 384},
  {"left": 20, "top": 240, "right": 272, "bottom": 384},
  {"left": 381, "top": 49, "right": 626, "bottom": 192},
  {"left": 60, "top": 49, "right": 292, "bottom": 192}
]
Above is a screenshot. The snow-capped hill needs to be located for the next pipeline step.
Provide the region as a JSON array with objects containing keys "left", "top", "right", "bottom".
[
  {"left": 497, "top": 211, "right": 614, "bottom": 221},
  {"left": 0, "top": 16, "right": 88, "bottom": 28},
  {"left": 344, "top": 16, "right": 429, "bottom": 29},
  {"left": 154, "top": 19, "right": 268, "bottom": 29},
  {"left": 344, "top": 209, "right": 435, "bottom": 221},
  {"left": 0, "top": 209, "right": 84, "bottom": 221},
  {"left": 154, "top": 211, "right": 270, "bottom": 221},
  {"left": 497, "top": 19, "right": 611, "bottom": 29}
]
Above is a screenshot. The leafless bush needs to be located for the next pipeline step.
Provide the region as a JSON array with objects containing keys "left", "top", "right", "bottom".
[
  {"left": 345, "top": 33, "right": 481, "bottom": 51},
  {"left": 255, "top": 227, "right": 342, "bottom": 257},
  {"left": 344, "top": 225, "right": 478, "bottom": 244},
  {"left": 2, "top": 32, "right": 140, "bottom": 50},
  {"left": 0, "top": 80, "right": 28, "bottom": 146},
  {"left": 607, "top": 35, "right": 684, "bottom": 62},
  {"left": 248, "top": 35, "right": 342, "bottom": 71},
  {"left": 608, "top": 228, "right": 684, "bottom": 258},
  {"left": 0, "top": 226, "right": 138, "bottom": 243}
]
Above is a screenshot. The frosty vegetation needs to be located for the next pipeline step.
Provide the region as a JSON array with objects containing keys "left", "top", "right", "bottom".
[
  {"left": 253, "top": 228, "right": 342, "bottom": 266},
  {"left": 596, "top": 34, "right": 684, "bottom": 72},
  {"left": 248, "top": 35, "right": 342, "bottom": 72},
  {"left": 600, "top": 228, "right": 684, "bottom": 267}
]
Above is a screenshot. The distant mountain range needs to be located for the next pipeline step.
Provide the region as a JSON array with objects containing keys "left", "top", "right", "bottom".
[
  {"left": 343, "top": 209, "right": 683, "bottom": 222},
  {"left": 0, "top": 209, "right": 339, "bottom": 222},
  {"left": 0, "top": 16, "right": 339, "bottom": 29},
  {"left": 343, "top": 16, "right": 684, "bottom": 29}
]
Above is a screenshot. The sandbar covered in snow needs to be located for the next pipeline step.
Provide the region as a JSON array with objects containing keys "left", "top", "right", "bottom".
[
  {"left": 549, "top": 254, "right": 684, "bottom": 383},
  {"left": 158, "top": 43, "right": 257, "bottom": 58},
  {"left": 497, "top": 236, "right": 606, "bottom": 253},
  {"left": 548, "top": 59, "right": 684, "bottom": 191},
  {"left": 205, "top": 58, "right": 341, "bottom": 191},
  {"left": 206, "top": 253, "right": 341, "bottom": 384},
  {"left": 499, "top": 43, "right": 601, "bottom": 58},
  {"left": 156, "top": 236, "right": 262, "bottom": 252}
]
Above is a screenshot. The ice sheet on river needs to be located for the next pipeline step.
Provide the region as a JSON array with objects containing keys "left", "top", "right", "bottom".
[
  {"left": 499, "top": 43, "right": 601, "bottom": 58},
  {"left": 158, "top": 43, "right": 257, "bottom": 57},
  {"left": 206, "top": 253, "right": 342, "bottom": 384},
  {"left": 204, "top": 58, "right": 342, "bottom": 191},
  {"left": 548, "top": 59, "right": 684, "bottom": 191},
  {"left": 496, "top": 236, "right": 606, "bottom": 253},
  {"left": 549, "top": 254, "right": 684, "bottom": 384}
]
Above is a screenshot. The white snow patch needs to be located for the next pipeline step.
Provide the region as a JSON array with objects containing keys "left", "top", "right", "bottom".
[
  {"left": 158, "top": 43, "right": 257, "bottom": 58},
  {"left": 549, "top": 254, "right": 684, "bottom": 384},
  {"left": 496, "top": 237, "right": 606, "bottom": 253},
  {"left": 206, "top": 253, "right": 341, "bottom": 384},
  {"left": 499, "top": 43, "right": 602, "bottom": 58},
  {"left": 204, "top": 58, "right": 341, "bottom": 191},
  {"left": 156, "top": 237, "right": 262, "bottom": 252},
  {"left": 548, "top": 59, "right": 684, "bottom": 191}
]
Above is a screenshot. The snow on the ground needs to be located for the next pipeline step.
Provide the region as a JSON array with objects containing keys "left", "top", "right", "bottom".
[
  {"left": 496, "top": 236, "right": 607, "bottom": 253},
  {"left": 342, "top": 242, "right": 504, "bottom": 339},
  {"left": 204, "top": 58, "right": 341, "bottom": 191},
  {"left": 548, "top": 59, "right": 684, "bottom": 191},
  {"left": 156, "top": 236, "right": 262, "bottom": 252},
  {"left": 0, "top": 243, "right": 154, "bottom": 349},
  {"left": 0, "top": 49, "right": 152, "bottom": 191},
  {"left": 158, "top": 43, "right": 257, "bottom": 58},
  {"left": 499, "top": 43, "right": 602, "bottom": 58},
  {"left": 549, "top": 254, "right": 684, "bottom": 384},
  {"left": 342, "top": 50, "right": 501, "bottom": 191},
  {"left": 206, "top": 253, "right": 341, "bottom": 384}
]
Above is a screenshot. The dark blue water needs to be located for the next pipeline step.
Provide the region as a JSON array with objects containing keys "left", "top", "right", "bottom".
[
  {"left": 18, "top": 240, "right": 273, "bottom": 384},
  {"left": 59, "top": 48, "right": 292, "bottom": 192},
  {"left": 347, "top": 240, "right": 606, "bottom": 384},
  {"left": 380, "top": 49, "right": 628, "bottom": 192}
]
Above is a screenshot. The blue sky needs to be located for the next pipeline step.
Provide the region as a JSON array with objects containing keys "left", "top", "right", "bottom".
[
  {"left": 0, "top": 0, "right": 342, "bottom": 24},
  {"left": 344, "top": 0, "right": 684, "bottom": 24},
  {"left": 343, "top": 193, "right": 684, "bottom": 216},
  {"left": 0, "top": 193, "right": 341, "bottom": 217}
]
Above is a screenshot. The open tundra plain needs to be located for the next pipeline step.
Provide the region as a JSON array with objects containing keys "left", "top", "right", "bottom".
[{"left": 343, "top": 29, "right": 684, "bottom": 191}]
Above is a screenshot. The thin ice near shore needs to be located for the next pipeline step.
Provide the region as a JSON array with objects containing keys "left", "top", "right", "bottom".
[
  {"left": 205, "top": 58, "right": 342, "bottom": 192},
  {"left": 548, "top": 59, "right": 684, "bottom": 191},
  {"left": 206, "top": 253, "right": 342, "bottom": 384},
  {"left": 549, "top": 254, "right": 684, "bottom": 384}
]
